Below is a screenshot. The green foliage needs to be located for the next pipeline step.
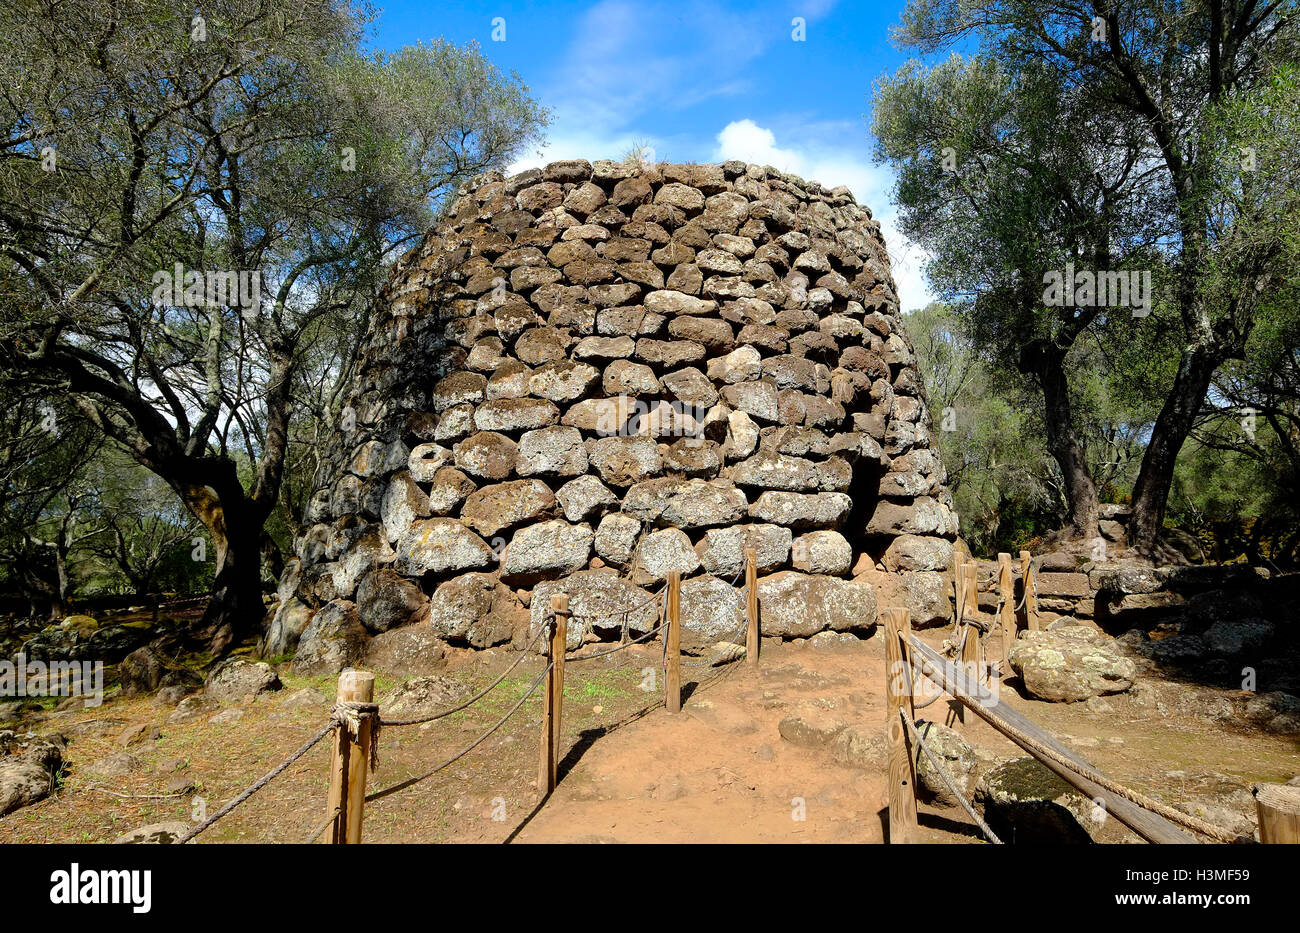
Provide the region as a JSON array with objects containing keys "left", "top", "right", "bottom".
[
  {"left": 877, "top": 0, "right": 1300, "bottom": 551},
  {"left": 910, "top": 302, "right": 1056, "bottom": 551},
  {"left": 0, "top": 0, "right": 548, "bottom": 629}
]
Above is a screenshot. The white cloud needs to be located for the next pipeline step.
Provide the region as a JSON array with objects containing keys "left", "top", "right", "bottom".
[
  {"left": 713, "top": 119, "right": 935, "bottom": 312},
  {"left": 713, "top": 119, "right": 802, "bottom": 170}
]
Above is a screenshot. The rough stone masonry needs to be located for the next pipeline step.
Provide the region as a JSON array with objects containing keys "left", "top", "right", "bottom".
[{"left": 267, "top": 159, "right": 959, "bottom": 675}]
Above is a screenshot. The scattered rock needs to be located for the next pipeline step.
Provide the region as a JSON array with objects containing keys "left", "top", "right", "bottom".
[
  {"left": 382, "top": 676, "right": 474, "bottom": 719},
  {"left": 976, "top": 756, "right": 1102, "bottom": 843},
  {"left": 830, "top": 724, "right": 888, "bottom": 770},
  {"left": 204, "top": 658, "right": 281, "bottom": 702},
  {"left": 114, "top": 821, "right": 191, "bottom": 844},
  {"left": 0, "top": 734, "right": 64, "bottom": 816},
  {"left": 167, "top": 694, "right": 220, "bottom": 724},
  {"left": 778, "top": 703, "right": 848, "bottom": 747},
  {"left": 912, "top": 720, "right": 977, "bottom": 805}
]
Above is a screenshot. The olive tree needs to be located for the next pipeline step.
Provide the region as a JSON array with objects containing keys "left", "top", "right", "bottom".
[{"left": 0, "top": 0, "right": 547, "bottom": 651}]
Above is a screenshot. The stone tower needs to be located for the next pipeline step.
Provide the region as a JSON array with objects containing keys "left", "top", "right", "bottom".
[{"left": 268, "top": 160, "right": 958, "bottom": 674}]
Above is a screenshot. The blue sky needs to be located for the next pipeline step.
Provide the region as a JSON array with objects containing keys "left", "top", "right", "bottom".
[{"left": 367, "top": 0, "right": 940, "bottom": 310}]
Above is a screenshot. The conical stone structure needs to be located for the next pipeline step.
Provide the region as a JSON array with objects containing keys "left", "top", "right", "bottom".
[{"left": 268, "top": 159, "right": 958, "bottom": 674}]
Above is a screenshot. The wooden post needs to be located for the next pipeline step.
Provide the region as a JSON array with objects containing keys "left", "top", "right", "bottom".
[
  {"left": 324, "top": 669, "right": 375, "bottom": 844},
  {"left": 666, "top": 570, "right": 682, "bottom": 713},
  {"left": 1254, "top": 783, "right": 1300, "bottom": 843},
  {"left": 537, "top": 594, "right": 568, "bottom": 795},
  {"left": 1020, "top": 550, "right": 1040, "bottom": 631},
  {"left": 959, "top": 562, "right": 981, "bottom": 663},
  {"left": 950, "top": 544, "right": 964, "bottom": 626},
  {"left": 744, "top": 547, "right": 759, "bottom": 668},
  {"left": 883, "top": 607, "right": 918, "bottom": 843},
  {"left": 997, "top": 552, "right": 1015, "bottom": 659}
]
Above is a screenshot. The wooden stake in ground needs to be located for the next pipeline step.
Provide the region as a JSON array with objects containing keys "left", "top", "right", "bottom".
[
  {"left": 1254, "top": 783, "right": 1300, "bottom": 843},
  {"left": 997, "top": 552, "right": 1015, "bottom": 659},
  {"left": 1020, "top": 550, "right": 1040, "bottom": 631},
  {"left": 959, "top": 561, "right": 981, "bottom": 668},
  {"left": 951, "top": 544, "right": 964, "bottom": 626},
  {"left": 744, "top": 547, "right": 759, "bottom": 668},
  {"left": 883, "top": 607, "right": 918, "bottom": 843},
  {"left": 538, "top": 594, "right": 568, "bottom": 795},
  {"left": 666, "top": 570, "right": 682, "bottom": 713},
  {"left": 324, "top": 669, "right": 375, "bottom": 844}
]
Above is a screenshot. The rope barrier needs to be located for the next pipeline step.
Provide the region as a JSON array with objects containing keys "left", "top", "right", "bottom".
[
  {"left": 175, "top": 719, "right": 338, "bottom": 844},
  {"left": 897, "top": 632, "right": 944, "bottom": 711},
  {"left": 302, "top": 805, "right": 341, "bottom": 845},
  {"left": 365, "top": 661, "right": 553, "bottom": 803},
  {"left": 567, "top": 618, "right": 667, "bottom": 662},
  {"left": 906, "top": 636, "right": 1244, "bottom": 844},
  {"left": 134, "top": 558, "right": 751, "bottom": 842},
  {"left": 901, "top": 711, "right": 1002, "bottom": 844},
  {"left": 381, "top": 624, "right": 549, "bottom": 727}
]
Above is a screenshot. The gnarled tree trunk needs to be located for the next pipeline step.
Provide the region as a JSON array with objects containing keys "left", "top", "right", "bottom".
[
  {"left": 1129, "top": 342, "right": 1221, "bottom": 556},
  {"left": 1022, "top": 341, "right": 1101, "bottom": 541}
]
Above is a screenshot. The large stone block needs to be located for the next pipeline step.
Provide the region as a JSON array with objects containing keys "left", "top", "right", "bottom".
[{"left": 756, "top": 572, "right": 877, "bottom": 637}]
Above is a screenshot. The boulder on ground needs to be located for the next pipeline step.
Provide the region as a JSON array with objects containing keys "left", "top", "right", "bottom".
[
  {"left": 119, "top": 646, "right": 164, "bottom": 695},
  {"left": 204, "top": 658, "right": 281, "bottom": 702},
  {"left": 382, "top": 676, "right": 473, "bottom": 719},
  {"left": 830, "top": 724, "right": 888, "bottom": 770},
  {"left": 1007, "top": 628, "right": 1136, "bottom": 702},
  {"left": 167, "top": 693, "right": 220, "bottom": 724},
  {"left": 778, "top": 702, "right": 848, "bottom": 747},
  {"left": 0, "top": 733, "right": 64, "bottom": 817},
  {"left": 912, "top": 720, "right": 977, "bottom": 805}
]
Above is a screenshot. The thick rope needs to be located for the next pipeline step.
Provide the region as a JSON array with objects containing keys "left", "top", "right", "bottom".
[
  {"left": 365, "top": 661, "right": 552, "bottom": 803},
  {"left": 567, "top": 618, "right": 666, "bottom": 662},
  {"left": 902, "top": 711, "right": 1002, "bottom": 844},
  {"left": 381, "top": 624, "right": 548, "bottom": 727},
  {"left": 86, "top": 784, "right": 191, "bottom": 800},
  {"left": 175, "top": 719, "right": 337, "bottom": 844},
  {"left": 334, "top": 699, "right": 381, "bottom": 770},
  {"left": 680, "top": 605, "right": 750, "bottom": 669},
  {"left": 897, "top": 633, "right": 944, "bottom": 711},
  {"left": 302, "top": 805, "right": 340, "bottom": 844},
  {"left": 907, "top": 642, "right": 1243, "bottom": 844}
]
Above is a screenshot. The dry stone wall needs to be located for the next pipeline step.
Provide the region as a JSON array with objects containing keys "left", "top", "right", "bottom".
[{"left": 268, "top": 159, "right": 958, "bottom": 673}]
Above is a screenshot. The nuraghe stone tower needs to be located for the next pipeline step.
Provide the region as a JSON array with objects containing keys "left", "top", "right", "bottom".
[{"left": 268, "top": 160, "right": 958, "bottom": 674}]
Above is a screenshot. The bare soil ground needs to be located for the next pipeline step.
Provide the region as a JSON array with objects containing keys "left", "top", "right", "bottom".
[{"left": 1, "top": 629, "right": 1295, "bottom": 844}]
